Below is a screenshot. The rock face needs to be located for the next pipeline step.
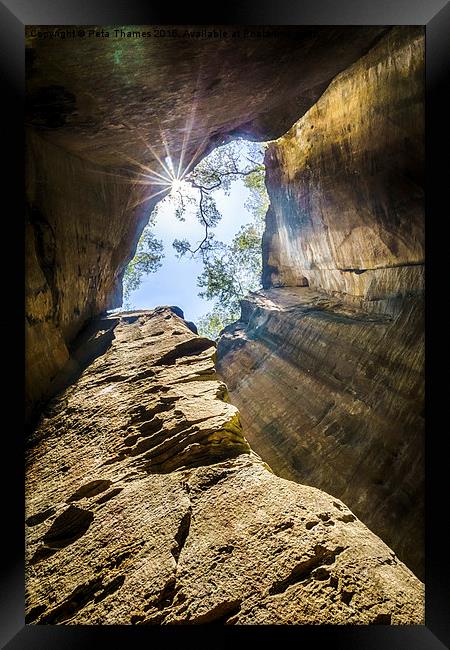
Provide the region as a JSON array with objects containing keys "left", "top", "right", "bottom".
[
  {"left": 26, "top": 309, "right": 423, "bottom": 625},
  {"left": 25, "top": 25, "right": 388, "bottom": 421},
  {"left": 217, "top": 27, "right": 424, "bottom": 579},
  {"left": 217, "top": 288, "right": 424, "bottom": 579},
  {"left": 262, "top": 26, "right": 424, "bottom": 294},
  {"left": 25, "top": 25, "right": 425, "bottom": 622},
  {"left": 25, "top": 132, "right": 147, "bottom": 421}
]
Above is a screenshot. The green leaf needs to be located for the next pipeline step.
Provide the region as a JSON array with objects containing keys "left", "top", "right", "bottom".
[{"left": 122, "top": 223, "right": 164, "bottom": 303}]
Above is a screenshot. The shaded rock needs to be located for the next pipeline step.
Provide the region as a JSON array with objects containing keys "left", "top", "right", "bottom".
[
  {"left": 42, "top": 505, "right": 94, "bottom": 549},
  {"left": 25, "top": 25, "right": 388, "bottom": 420},
  {"left": 217, "top": 287, "right": 424, "bottom": 579},
  {"left": 168, "top": 306, "right": 184, "bottom": 319},
  {"left": 262, "top": 27, "right": 424, "bottom": 294},
  {"left": 26, "top": 27, "right": 387, "bottom": 166},
  {"left": 185, "top": 321, "right": 198, "bottom": 335},
  {"left": 217, "top": 27, "right": 424, "bottom": 579},
  {"left": 26, "top": 310, "right": 423, "bottom": 625},
  {"left": 67, "top": 480, "right": 112, "bottom": 502}
]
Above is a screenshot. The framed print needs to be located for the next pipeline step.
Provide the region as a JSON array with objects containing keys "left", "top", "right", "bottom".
[{"left": 2, "top": 0, "right": 448, "bottom": 647}]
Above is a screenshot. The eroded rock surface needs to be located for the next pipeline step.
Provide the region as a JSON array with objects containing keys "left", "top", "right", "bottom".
[
  {"left": 217, "top": 288, "right": 424, "bottom": 579},
  {"left": 25, "top": 25, "right": 388, "bottom": 420},
  {"left": 26, "top": 309, "right": 423, "bottom": 625},
  {"left": 217, "top": 27, "right": 424, "bottom": 579},
  {"left": 262, "top": 26, "right": 424, "bottom": 294}
]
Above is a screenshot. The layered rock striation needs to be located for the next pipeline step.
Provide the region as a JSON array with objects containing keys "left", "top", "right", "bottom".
[
  {"left": 26, "top": 309, "right": 423, "bottom": 625},
  {"left": 25, "top": 25, "right": 388, "bottom": 421},
  {"left": 262, "top": 26, "right": 424, "bottom": 296},
  {"left": 25, "top": 25, "right": 425, "bottom": 620},
  {"left": 217, "top": 27, "right": 425, "bottom": 578},
  {"left": 217, "top": 288, "right": 424, "bottom": 579}
]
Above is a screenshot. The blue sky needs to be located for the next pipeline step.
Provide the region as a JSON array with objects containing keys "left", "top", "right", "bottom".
[{"left": 125, "top": 178, "right": 254, "bottom": 324}]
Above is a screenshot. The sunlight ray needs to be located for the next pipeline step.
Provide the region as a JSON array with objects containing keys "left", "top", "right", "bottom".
[
  {"left": 144, "top": 180, "right": 173, "bottom": 187},
  {"left": 87, "top": 169, "right": 173, "bottom": 187},
  {"left": 177, "top": 100, "right": 198, "bottom": 179},
  {"left": 135, "top": 132, "right": 175, "bottom": 180},
  {"left": 129, "top": 186, "right": 170, "bottom": 209},
  {"left": 179, "top": 133, "right": 211, "bottom": 181},
  {"left": 93, "top": 103, "right": 217, "bottom": 209},
  {"left": 159, "top": 126, "right": 175, "bottom": 178},
  {"left": 176, "top": 64, "right": 208, "bottom": 180},
  {"left": 131, "top": 170, "right": 173, "bottom": 185},
  {"left": 122, "top": 153, "right": 173, "bottom": 184}
]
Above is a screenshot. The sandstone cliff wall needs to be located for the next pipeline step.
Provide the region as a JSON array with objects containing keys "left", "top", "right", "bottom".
[
  {"left": 25, "top": 131, "right": 154, "bottom": 419},
  {"left": 25, "top": 26, "right": 386, "bottom": 420},
  {"left": 262, "top": 26, "right": 424, "bottom": 300},
  {"left": 217, "top": 27, "right": 425, "bottom": 578},
  {"left": 217, "top": 288, "right": 424, "bottom": 578},
  {"left": 26, "top": 310, "right": 423, "bottom": 625},
  {"left": 25, "top": 26, "right": 425, "bottom": 594}
]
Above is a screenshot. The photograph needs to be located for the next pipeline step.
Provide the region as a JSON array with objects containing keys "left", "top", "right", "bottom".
[
  {"left": 24, "top": 22, "right": 425, "bottom": 626},
  {"left": 1, "top": 1, "right": 446, "bottom": 645}
]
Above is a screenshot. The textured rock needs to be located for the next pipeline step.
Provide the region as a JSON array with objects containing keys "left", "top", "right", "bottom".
[
  {"left": 25, "top": 220, "right": 69, "bottom": 413},
  {"left": 25, "top": 25, "right": 388, "bottom": 419},
  {"left": 217, "top": 288, "right": 424, "bottom": 579},
  {"left": 26, "top": 27, "right": 387, "bottom": 165},
  {"left": 217, "top": 27, "right": 424, "bottom": 579},
  {"left": 26, "top": 309, "right": 423, "bottom": 625},
  {"left": 25, "top": 25, "right": 425, "bottom": 618},
  {"left": 262, "top": 26, "right": 424, "bottom": 295},
  {"left": 25, "top": 132, "right": 151, "bottom": 422}
]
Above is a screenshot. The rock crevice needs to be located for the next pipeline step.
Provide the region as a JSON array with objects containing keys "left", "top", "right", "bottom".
[
  {"left": 217, "top": 27, "right": 424, "bottom": 579},
  {"left": 25, "top": 25, "right": 389, "bottom": 420},
  {"left": 25, "top": 25, "right": 425, "bottom": 622},
  {"left": 26, "top": 310, "right": 423, "bottom": 625}
]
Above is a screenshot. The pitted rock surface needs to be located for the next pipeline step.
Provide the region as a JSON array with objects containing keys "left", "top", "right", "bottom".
[{"left": 26, "top": 309, "right": 423, "bottom": 625}]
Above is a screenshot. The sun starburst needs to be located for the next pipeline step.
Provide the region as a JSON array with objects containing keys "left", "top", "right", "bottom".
[{"left": 90, "top": 106, "right": 213, "bottom": 211}]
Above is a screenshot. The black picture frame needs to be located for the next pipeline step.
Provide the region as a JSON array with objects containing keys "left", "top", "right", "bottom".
[{"left": 3, "top": 0, "right": 448, "bottom": 647}]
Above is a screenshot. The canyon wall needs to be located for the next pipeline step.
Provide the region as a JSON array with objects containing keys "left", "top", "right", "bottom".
[
  {"left": 25, "top": 26, "right": 386, "bottom": 422},
  {"left": 25, "top": 25, "right": 425, "bottom": 619},
  {"left": 261, "top": 26, "right": 424, "bottom": 298},
  {"left": 217, "top": 27, "right": 425, "bottom": 578},
  {"left": 25, "top": 131, "right": 154, "bottom": 420},
  {"left": 26, "top": 309, "right": 423, "bottom": 625}
]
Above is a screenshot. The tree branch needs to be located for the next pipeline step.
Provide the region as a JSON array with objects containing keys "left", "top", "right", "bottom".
[
  {"left": 187, "top": 187, "right": 210, "bottom": 257},
  {"left": 190, "top": 166, "right": 259, "bottom": 193}
]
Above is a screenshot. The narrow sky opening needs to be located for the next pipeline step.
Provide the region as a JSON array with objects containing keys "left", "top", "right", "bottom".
[{"left": 115, "top": 139, "right": 267, "bottom": 328}]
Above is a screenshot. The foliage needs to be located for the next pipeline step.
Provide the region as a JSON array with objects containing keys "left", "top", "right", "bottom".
[
  {"left": 196, "top": 305, "right": 239, "bottom": 340},
  {"left": 243, "top": 164, "right": 270, "bottom": 222},
  {"left": 195, "top": 218, "right": 264, "bottom": 339},
  {"left": 122, "top": 139, "right": 269, "bottom": 336},
  {"left": 172, "top": 140, "right": 266, "bottom": 260},
  {"left": 171, "top": 140, "right": 269, "bottom": 339},
  {"left": 122, "top": 218, "right": 164, "bottom": 309},
  {"left": 189, "top": 141, "right": 269, "bottom": 339},
  {"left": 190, "top": 139, "right": 265, "bottom": 194}
]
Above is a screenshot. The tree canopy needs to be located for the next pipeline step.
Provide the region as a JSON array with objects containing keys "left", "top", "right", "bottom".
[
  {"left": 172, "top": 140, "right": 268, "bottom": 338},
  {"left": 122, "top": 214, "right": 164, "bottom": 309},
  {"left": 122, "top": 139, "right": 269, "bottom": 338}
]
